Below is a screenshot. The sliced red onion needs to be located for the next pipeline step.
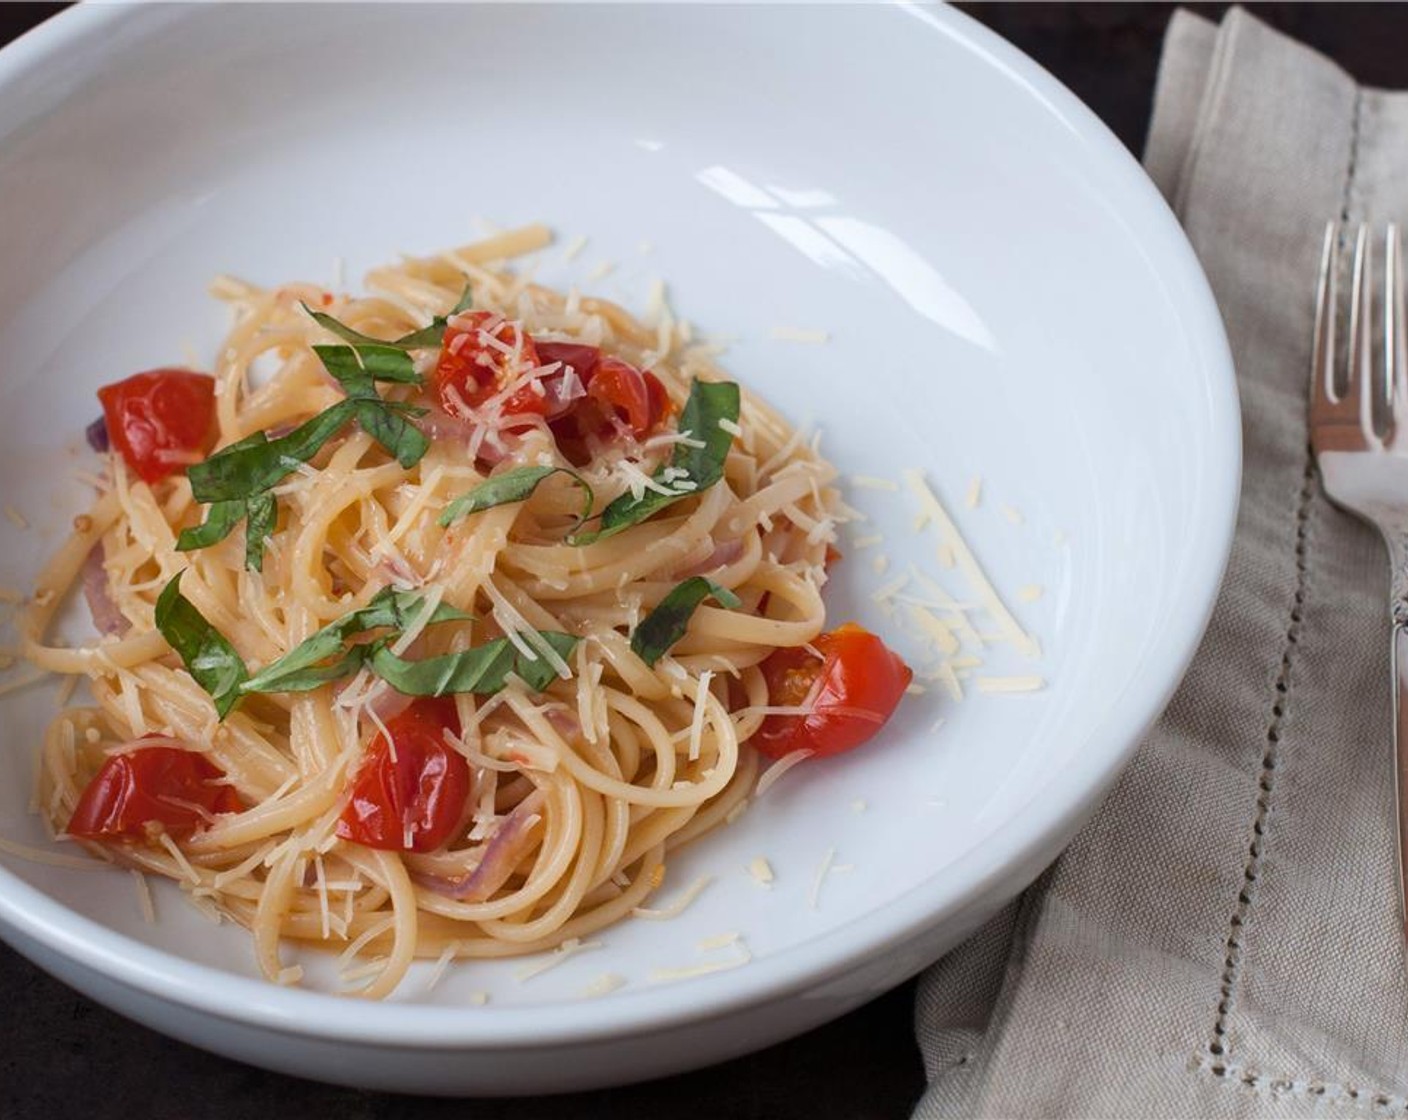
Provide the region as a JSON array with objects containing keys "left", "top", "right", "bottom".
[
  {"left": 85, "top": 416, "right": 110, "bottom": 452},
  {"left": 419, "top": 409, "right": 511, "bottom": 465},
  {"left": 676, "top": 536, "right": 745, "bottom": 579},
  {"left": 544, "top": 707, "right": 582, "bottom": 743},
  {"left": 418, "top": 407, "right": 477, "bottom": 444},
  {"left": 81, "top": 543, "right": 128, "bottom": 636},
  {"left": 413, "top": 790, "right": 546, "bottom": 902}
]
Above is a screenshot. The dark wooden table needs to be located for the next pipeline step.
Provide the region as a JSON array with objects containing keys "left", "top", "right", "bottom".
[{"left": 2, "top": 5, "right": 1404, "bottom": 1118}]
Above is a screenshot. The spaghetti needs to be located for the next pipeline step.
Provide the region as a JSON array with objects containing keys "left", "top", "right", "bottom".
[{"left": 20, "top": 227, "right": 910, "bottom": 997}]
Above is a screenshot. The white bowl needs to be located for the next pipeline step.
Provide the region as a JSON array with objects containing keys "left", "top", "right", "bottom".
[{"left": 0, "top": 2, "right": 1237, "bottom": 1096}]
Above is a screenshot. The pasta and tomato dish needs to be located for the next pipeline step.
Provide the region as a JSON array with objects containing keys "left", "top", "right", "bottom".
[{"left": 19, "top": 227, "right": 911, "bottom": 997}]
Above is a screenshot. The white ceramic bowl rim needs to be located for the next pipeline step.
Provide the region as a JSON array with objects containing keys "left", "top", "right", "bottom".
[{"left": 0, "top": 2, "right": 1240, "bottom": 1050}]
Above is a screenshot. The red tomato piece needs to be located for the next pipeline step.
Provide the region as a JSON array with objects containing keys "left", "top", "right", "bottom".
[
  {"left": 67, "top": 739, "right": 244, "bottom": 842},
  {"left": 336, "top": 698, "right": 471, "bottom": 853},
  {"left": 434, "top": 312, "right": 544, "bottom": 420},
  {"left": 96, "top": 368, "right": 217, "bottom": 484},
  {"left": 587, "top": 357, "right": 660, "bottom": 439},
  {"left": 534, "top": 341, "right": 602, "bottom": 421},
  {"left": 546, "top": 354, "right": 671, "bottom": 463},
  {"left": 754, "top": 623, "right": 912, "bottom": 759},
  {"left": 643, "top": 371, "right": 670, "bottom": 427}
]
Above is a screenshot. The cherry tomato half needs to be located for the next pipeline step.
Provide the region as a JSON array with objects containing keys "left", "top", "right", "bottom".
[
  {"left": 67, "top": 739, "right": 244, "bottom": 842},
  {"left": 588, "top": 357, "right": 667, "bottom": 439},
  {"left": 96, "top": 368, "right": 217, "bottom": 484},
  {"left": 336, "top": 698, "right": 471, "bottom": 853},
  {"left": 434, "top": 312, "right": 544, "bottom": 420},
  {"left": 544, "top": 351, "right": 670, "bottom": 462},
  {"left": 534, "top": 341, "right": 601, "bottom": 395},
  {"left": 754, "top": 624, "right": 912, "bottom": 759}
]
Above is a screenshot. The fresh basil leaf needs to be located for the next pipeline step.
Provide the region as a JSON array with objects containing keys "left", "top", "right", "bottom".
[
  {"left": 240, "top": 587, "right": 471, "bottom": 695},
  {"left": 449, "top": 285, "right": 475, "bottom": 316},
  {"left": 182, "top": 293, "right": 453, "bottom": 570},
  {"left": 243, "top": 493, "right": 277, "bottom": 572},
  {"left": 154, "top": 572, "right": 249, "bottom": 719},
  {"left": 182, "top": 407, "right": 351, "bottom": 573},
  {"left": 189, "top": 392, "right": 427, "bottom": 512},
  {"left": 301, "top": 284, "right": 472, "bottom": 352},
  {"left": 508, "top": 631, "right": 582, "bottom": 692},
  {"left": 368, "top": 639, "right": 516, "bottom": 697},
  {"left": 304, "top": 309, "right": 414, "bottom": 351},
  {"left": 311, "top": 346, "right": 430, "bottom": 466},
  {"left": 354, "top": 399, "right": 430, "bottom": 468},
  {"left": 358, "top": 345, "right": 421, "bottom": 385},
  {"left": 313, "top": 344, "right": 420, "bottom": 398},
  {"left": 439, "top": 466, "right": 593, "bottom": 529},
  {"left": 629, "top": 577, "right": 742, "bottom": 667},
  {"left": 573, "top": 380, "right": 739, "bottom": 544},
  {"left": 187, "top": 399, "right": 360, "bottom": 503},
  {"left": 243, "top": 645, "right": 371, "bottom": 695},
  {"left": 175, "top": 499, "right": 245, "bottom": 553},
  {"left": 368, "top": 630, "right": 579, "bottom": 697}
]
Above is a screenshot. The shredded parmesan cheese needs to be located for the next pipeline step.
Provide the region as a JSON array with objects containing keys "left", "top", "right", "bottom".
[
  {"left": 561, "top": 234, "right": 588, "bottom": 263},
  {"left": 158, "top": 832, "right": 201, "bottom": 885},
  {"left": 423, "top": 944, "right": 460, "bottom": 994},
  {"left": 688, "top": 670, "right": 713, "bottom": 762},
  {"left": 514, "top": 937, "right": 602, "bottom": 982},
  {"left": 903, "top": 471, "right": 1040, "bottom": 659},
  {"left": 810, "top": 847, "right": 837, "bottom": 910},
  {"left": 975, "top": 675, "right": 1045, "bottom": 694},
  {"left": 0, "top": 835, "right": 108, "bottom": 870},
  {"left": 649, "top": 938, "right": 753, "bottom": 983},
  {"left": 4, "top": 505, "right": 28, "bottom": 530},
  {"left": 580, "top": 972, "right": 627, "bottom": 998},
  {"left": 131, "top": 869, "right": 156, "bottom": 925},
  {"left": 770, "top": 326, "right": 830, "bottom": 344},
  {"left": 631, "top": 874, "right": 714, "bottom": 920},
  {"left": 482, "top": 580, "right": 573, "bottom": 679},
  {"left": 850, "top": 474, "right": 899, "bottom": 492},
  {"left": 746, "top": 856, "right": 775, "bottom": 887}
]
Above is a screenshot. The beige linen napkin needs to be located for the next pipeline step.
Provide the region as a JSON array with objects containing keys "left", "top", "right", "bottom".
[{"left": 915, "top": 9, "right": 1408, "bottom": 1117}]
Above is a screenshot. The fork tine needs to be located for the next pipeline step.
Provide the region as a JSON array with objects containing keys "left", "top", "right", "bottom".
[
  {"left": 1349, "top": 222, "right": 1373, "bottom": 436},
  {"left": 1314, "top": 221, "right": 1339, "bottom": 403},
  {"left": 1389, "top": 223, "right": 1406, "bottom": 433}
]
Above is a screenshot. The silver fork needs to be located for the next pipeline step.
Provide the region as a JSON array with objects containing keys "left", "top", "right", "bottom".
[{"left": 1312, "top": 221, "right": 1408, "bottom": 933}]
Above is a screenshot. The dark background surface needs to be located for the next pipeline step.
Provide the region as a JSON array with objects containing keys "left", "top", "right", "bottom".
[{"left": 3, "top": 4, "right": 1406, "bottom": 1119}]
